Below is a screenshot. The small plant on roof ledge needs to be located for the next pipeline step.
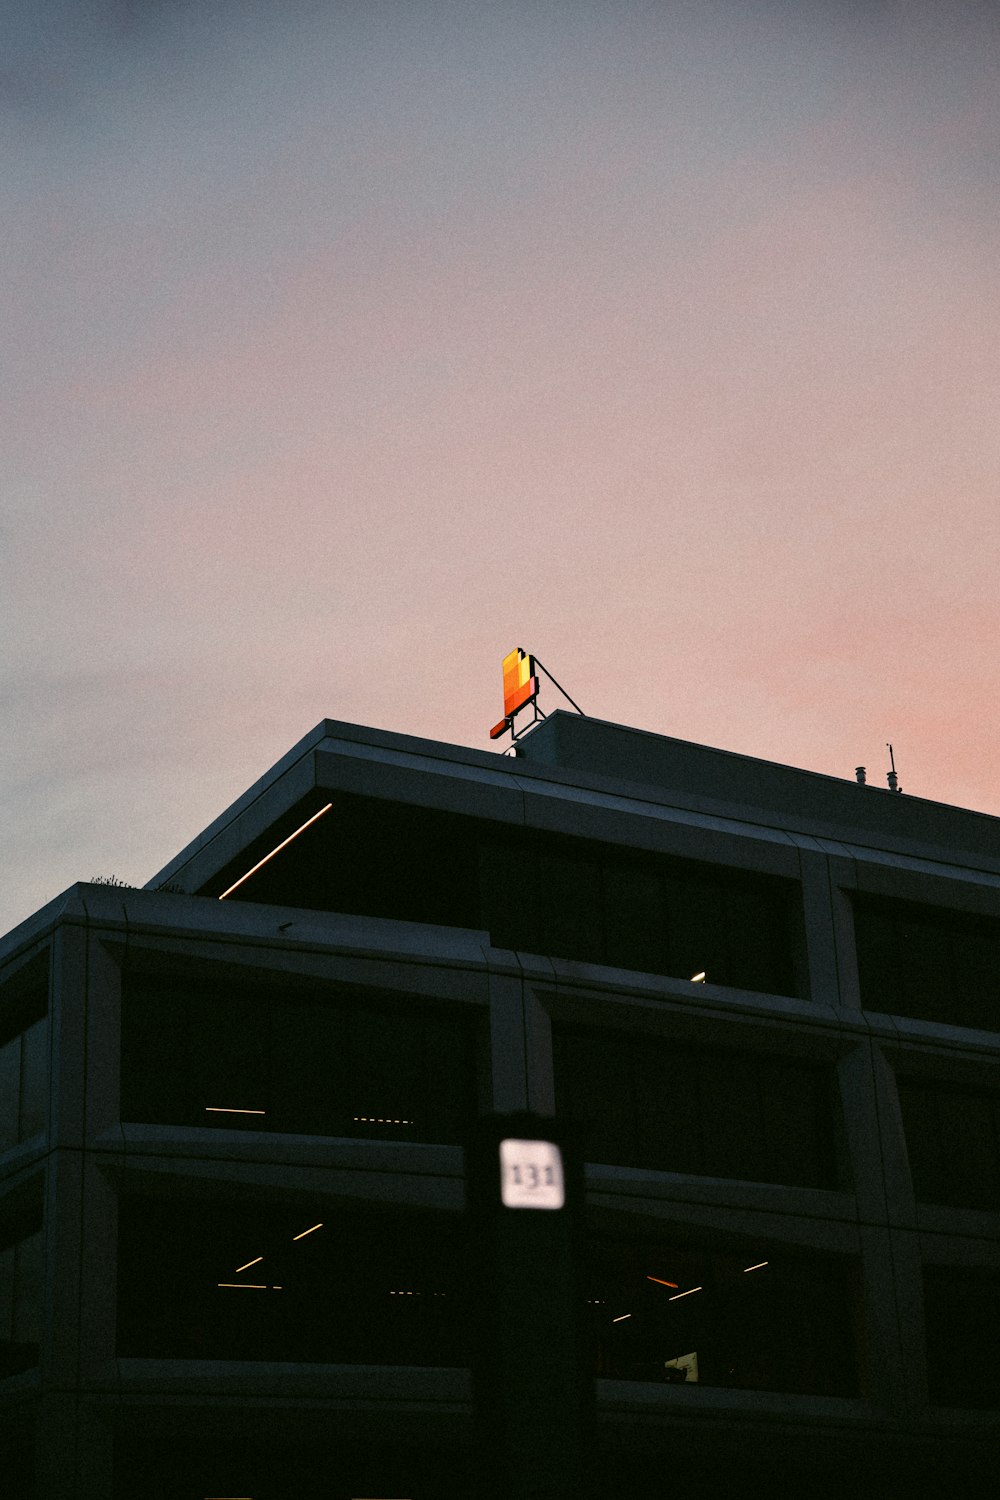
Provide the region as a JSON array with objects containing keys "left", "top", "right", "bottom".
[
  {"left": 154, "top": 880, "right": 187, "bottom": 894},
  {"left": 89, "top": 874, "right": 135, "bottom": 888}
]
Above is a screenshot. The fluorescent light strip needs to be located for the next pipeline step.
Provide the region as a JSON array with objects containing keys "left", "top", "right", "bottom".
[
  {"left": 612, "top": 1313, "right": 632, "bottom": 1323},
  {"left": 218, "top": 803, "right": 334, "bottom": 901},
  {"left": 668, "top": 1286, "right": 703, "bottom": 1301},
  {"left": 216, "top": 1283, "right": 282, "bottom": 1291},
  {"left": 743, "top": 1261, "right": 769, "bottom": 1273},
  {"left": 292, "top": 1222, "right": 323, "bottom": 1241},
  {"left": 235, "top": 1257, "right": 263, "bottom": 1273},
  {"left": 646, "top": 1276, "right": 679, "bottom": 1288},
  {"left": 205, "top": 1107, "right": 266, "bottom": 1116}
]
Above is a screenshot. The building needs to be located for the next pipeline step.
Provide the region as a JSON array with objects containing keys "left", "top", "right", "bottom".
[{"left": 2, "top": 710, "right": 1000, "bottom": 1496}]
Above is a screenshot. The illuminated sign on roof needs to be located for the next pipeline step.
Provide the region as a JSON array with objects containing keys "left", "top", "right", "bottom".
[{"left": 490, "top": 647, "right": 539, "bottom": 740}]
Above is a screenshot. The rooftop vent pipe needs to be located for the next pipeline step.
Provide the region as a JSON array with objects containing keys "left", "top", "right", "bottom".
[{"left": 886, "top": 743, "right": 902, "bottom": 793}]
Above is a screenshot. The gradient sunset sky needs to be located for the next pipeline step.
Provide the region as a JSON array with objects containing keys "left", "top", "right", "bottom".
[{"left": 3, "top": 0, "right": 999, "bottom": 935}]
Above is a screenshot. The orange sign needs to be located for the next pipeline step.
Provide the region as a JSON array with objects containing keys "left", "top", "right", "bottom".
[{"left": 490, "top": 647, "right": 539, "bottom": 739}]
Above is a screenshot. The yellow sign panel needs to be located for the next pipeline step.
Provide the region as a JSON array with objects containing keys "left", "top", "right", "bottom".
[{"left": 490, "top": 647, "right": 539, "bottom": 739}]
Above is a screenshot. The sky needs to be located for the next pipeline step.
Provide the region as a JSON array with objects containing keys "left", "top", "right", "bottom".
[{"left": 3, "top": 0, "right": 999, "bottom": 936}]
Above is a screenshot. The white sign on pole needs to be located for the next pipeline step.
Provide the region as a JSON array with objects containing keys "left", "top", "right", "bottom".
[{"left": 499, "top": 1138, "right": 565, "bottom": 1209}]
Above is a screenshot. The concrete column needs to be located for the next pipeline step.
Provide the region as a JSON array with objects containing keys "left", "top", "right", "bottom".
[
  {"left": 83, "top": 935, "right": 123, "bottom": 1138},
  {"left": 523, "top": 985, "right": 556, "bottom": 1116},
  {"left": 836, "top": 1039, "right": 912, "bottom": 1228},
  {"left": 827, "top": 855, "right": 863, "bottom": 1010},
  {"left": 855, "top": 1224, "right": 911, "bottom": 1413},
  {"left": 487, "top": 968, "right": 530, "bottom": 1111},
  {"left": 796, "top": 848, "right": 842, "bottom": 1009},
  {"left": 49, "top": 923, "right": 88, "bottom": 1151}
]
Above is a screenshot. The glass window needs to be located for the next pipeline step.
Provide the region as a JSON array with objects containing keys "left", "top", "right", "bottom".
[
  {"left": 603, "top": 863, "right": 668, "bottom": 975},
  {"left": 116, "top": 1196, "right": 469, "bottom": 1367},
  {"left": 924, "top": 1267, "right": 1000, "bottom": 1409},
  {"left": 122, "top": 976, "right": 476, "bottom": 1143},
  {"left": 18, "top": 1017, "right": 48, "bottom": 1141},
  {"left": 664, "top": 873, "right": 719, "bottom": 984},
  {"left": 0, "top": 1035, "right": 19, "bottom": 1151},
  {"left": 634, "top": 1042, "right": 701, "bottom": 1178},
  {"left": 0, "top": 1017, "right": 48, "bottom": 1149},
  {"left": 587, "top": 1232, "right": 858, "bottom": 1396},
  {"left": 898, "top": 1077, "right": 1000, "bottom": 1212},
  {"left": 0, "top": 1222, "right": 44, "bottom": 1379},
  {"left": 216, "top": 795, "right": 482, "bottom": 934},
  {"left": 555, "top": 1028, "right": 837, "bottom": 1189},
  {"left": 560, "top": 1031, "right": 639, "bottom": 1170},
  {"left": 209, "top": 793, "right": 804, "bottom": 997},
  {"left": 854, "top": 895, "right": 1000, "bottom": 1032},
  {"left": 483, "top": 834, "right": 802, "bottom": 996}
]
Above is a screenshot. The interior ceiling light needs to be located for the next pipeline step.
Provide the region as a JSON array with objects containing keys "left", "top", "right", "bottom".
[
  {"left": 292, "top": 1222, "right": 323, "bottom": 1241},
  {"left": 743, "top": 1261, "right": 769, "bottom": 1273},
  {"left": 690, "top": 971, "right": 707, "bottom": 983},
  {"left": 218, "top": 803, "right": 334, "bottom": 901},
  {"left": 646, "top": 1275, "right": 679, "bottom": 1288},
  {"left": 216, "top": 1283, "right": 281, "bottom": 1291},
  {"left": 668, "top": 1286, "right": 703, "bottom": 1301},
  {"left": 234, "top": 1257, "right": 263, "bottom": 1274},
  {"left": 612, "top": 1313, "right": 632, "bottom": 1322},
  {"left": 205, "top": 1107, "right": 266, "bottom": 1116}
]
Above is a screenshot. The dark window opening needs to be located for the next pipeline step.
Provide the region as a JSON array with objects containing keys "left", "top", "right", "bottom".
[
  {"left": 211, "top": 793, "right": 804, "bottom": 998},
  {"left": 924, "top": 1266, "right": 1000, "bottom": 1409},
  {"left": 116, "top": 1195, "right": 470, "bottom": 1367},
  {"left": 854, "top": 895, "right": 1000, "bottom": 1033},
  {"left": 555, "top": 1027, "right": 838, "bottom": 1189},
  {"left": 213, "top": 797, "right": 482, "bottom": 930},
  {"left": 0, "top": 1019, "right": 48, "bottom": 1149},
  {"left": 0, "top": 954, "right": 48, "bottom": 1152},
  {"left": 586, "top": 1231, "right": 858, "bottom": 1396},
  {"left": 483, "top": 833, "right": 803, "bottom": 996},
  {"left": 0, "top": 1216, "right": 44, "bottom": 1380},
  {"left": 121, "top": 974, "right": 477, "bottom": 1144},
  {"left": 898, "top": 1076, "right": 1000, "bottom": 1213}
]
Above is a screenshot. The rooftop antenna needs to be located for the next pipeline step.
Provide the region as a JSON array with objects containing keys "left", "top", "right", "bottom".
[
  {"left": 886, "top": 743, "right": 902, "bottom": 794},
  {"left": 855, "top": 766, "right": 866, "bottom": 784}
]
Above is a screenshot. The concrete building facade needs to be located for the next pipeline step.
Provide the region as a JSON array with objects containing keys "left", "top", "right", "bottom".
[{"left": 2, "top": 712, "right": 999, "bottom": 1495}]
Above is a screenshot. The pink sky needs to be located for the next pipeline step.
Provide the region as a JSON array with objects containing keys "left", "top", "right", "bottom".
[{"left": 3, "top": 0, "right": 999, "bottom": 935}]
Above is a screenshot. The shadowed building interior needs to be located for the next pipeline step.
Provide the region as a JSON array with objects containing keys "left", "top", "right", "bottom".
[{"left": 2, "top": 711, "right": 1000, "bottom": 1495}]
